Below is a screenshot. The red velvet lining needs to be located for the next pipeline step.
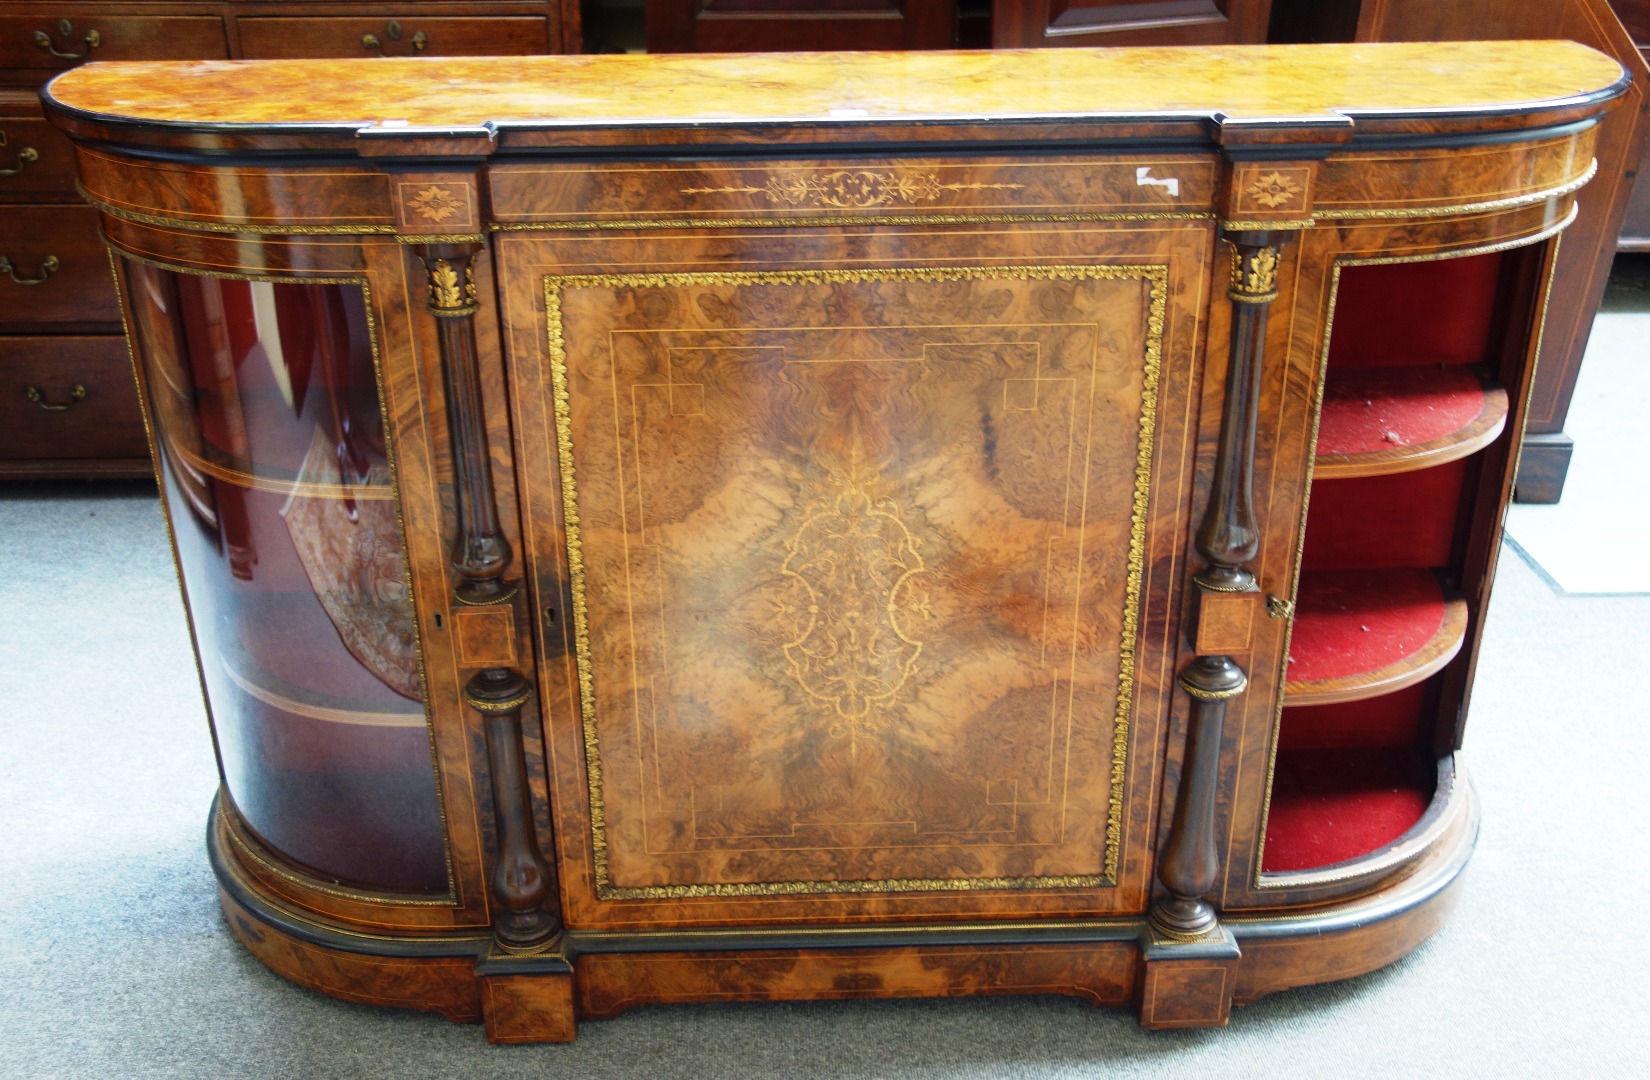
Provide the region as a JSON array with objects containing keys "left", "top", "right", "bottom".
[
  {"left": 1262, "top": 749, "right": 1434, "bottom": 872},
  {"left": 1301, "top": 460, "right": 1467, "bottom": 570},
  {"left": 1316, "top": 365, "right": 1490, "bottom": 458},
  {"left": 1286, "top": 569, "right": 1448, "bottom": 685},
  {"left": 1328, "top": 252, "right": 1503, "bottom": 368},
  {"left": 1276, "top": 682, "right": 1428, "bottom": 751}
]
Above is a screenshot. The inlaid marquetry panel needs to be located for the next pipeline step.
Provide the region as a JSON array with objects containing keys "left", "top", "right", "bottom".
[
  {"left": 488, "top": 156, "right": 1217, "bottom": 227},
  {"left": 539, "top": 263, "right": 1174, "bottom": 900}
]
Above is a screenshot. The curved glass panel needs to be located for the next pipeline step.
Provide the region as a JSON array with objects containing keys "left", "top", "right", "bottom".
[{"left": 122, "top": 260, "right": 447, "bottom": 894}]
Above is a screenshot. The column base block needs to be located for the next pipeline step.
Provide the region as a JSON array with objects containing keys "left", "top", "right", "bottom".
[
  {"left": 481, "top": 972, "right": 578, "bottom": 1044},
  {"left": 1137, "top": 924, "right": 1241, "bottom": 1029}
]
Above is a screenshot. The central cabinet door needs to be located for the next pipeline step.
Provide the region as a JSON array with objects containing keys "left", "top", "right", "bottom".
[{"left": 498, "top": 220, "right": 1214, "bottom": 928}]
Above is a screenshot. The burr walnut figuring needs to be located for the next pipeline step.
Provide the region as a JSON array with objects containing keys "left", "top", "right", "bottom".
[{"left": 43, "top": 43, "right": 1626, "bottom": 1041}]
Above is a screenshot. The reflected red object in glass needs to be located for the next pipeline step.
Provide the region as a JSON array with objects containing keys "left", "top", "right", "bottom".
[{"left": 122, "top": 260, "right": 446, "bottom": 894}]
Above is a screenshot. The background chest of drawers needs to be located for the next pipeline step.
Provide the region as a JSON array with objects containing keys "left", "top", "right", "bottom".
[
  {"left": 0, "top": 0, "right": 578, "bottom": 478},
  {"left": 1607, "top": 0, "right": 1650, "bottom": 249}
]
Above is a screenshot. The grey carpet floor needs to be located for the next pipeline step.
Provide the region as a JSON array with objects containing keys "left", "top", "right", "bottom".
[{"left": 2, "top": 481, "right": 1646, "bottom": 1079}]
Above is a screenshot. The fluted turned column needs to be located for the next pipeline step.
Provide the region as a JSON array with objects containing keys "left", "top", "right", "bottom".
[
  {"left": 1150, "top": 235, "right": 1281, "bottom": 941},
  {"left": 1194, "top": 240, "right": 1277, "bottom": 591},
  {"left": 418, "top": 242, "right": 558, "bottom": 949},
  {"left": 422, "top": 243, "right": 513, "bottom": 604}
]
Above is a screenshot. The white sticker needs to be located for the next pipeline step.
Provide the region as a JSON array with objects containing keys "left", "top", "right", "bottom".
[{"left": 1136, "top": 166, "right": 1180, "bottom": 198}]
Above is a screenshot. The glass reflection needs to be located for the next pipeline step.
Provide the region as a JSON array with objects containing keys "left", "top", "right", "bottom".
[{"left": 123, "top": 261, "right": 447, "bottom": 894}]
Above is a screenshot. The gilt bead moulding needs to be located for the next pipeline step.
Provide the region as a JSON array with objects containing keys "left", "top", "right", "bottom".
[{"left": 42, "top": 41, "right": 1627, "bottom": 1042}]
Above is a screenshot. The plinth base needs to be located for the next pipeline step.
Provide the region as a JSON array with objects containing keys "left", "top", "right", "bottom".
[{"left": 210, "top": 784, "right": 1477, "bottom": 1043}]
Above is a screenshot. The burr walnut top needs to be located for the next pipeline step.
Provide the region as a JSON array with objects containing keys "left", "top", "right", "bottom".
[{"left": 44, "top": 41, "right": 1626, "bottom": 152}]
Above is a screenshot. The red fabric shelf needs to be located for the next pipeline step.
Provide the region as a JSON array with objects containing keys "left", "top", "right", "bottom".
[
  {"left": 1285, "top": 568, "right": 1467, "bottom": 705},
  {"left": 1262, "top": 749, "right": 1434, "bottom": 873},
  {"left": 1315, "top": 365, "right": 1506, "bottom": 477}
]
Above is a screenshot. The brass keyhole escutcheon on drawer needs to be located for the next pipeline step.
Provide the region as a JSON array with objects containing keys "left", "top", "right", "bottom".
[
  {"left": 32, "top": 18, "right": 101, "bottom": 60},
  {"left": 25, "top": 383, "right": 86, "bottom": 412},
  {"left": 0, "top": 132, "right": 39, "bottom": 177},
  {"left": 361, "top": 20, "right": 428, "bottom": 55},
  {"left": 0, "top": 254, "right": 60, "bottom": 285}
]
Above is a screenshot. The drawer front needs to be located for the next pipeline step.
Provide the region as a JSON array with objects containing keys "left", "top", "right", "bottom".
[
  {"left": 237, "top": 16, "right": 551, "bottom": 59},
  {"left": 0, "top": 17, "right": 228, "bottom": 79},
  {"left": 0, "top": 102, "right": 78, "bottom": 201},
  {"left": 0, "top": 335, "right": 147, "bottom": 460},
  {"left": 0, "top": 204, "right": 121, "bottom": 330}
]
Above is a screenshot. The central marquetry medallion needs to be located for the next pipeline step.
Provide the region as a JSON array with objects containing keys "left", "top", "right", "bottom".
[
  {"left": 545, "top": 265, "right": 1165, "bottom": 899},
  {"left": 775, "top": 465, "right": 931, "bottom": 744}
]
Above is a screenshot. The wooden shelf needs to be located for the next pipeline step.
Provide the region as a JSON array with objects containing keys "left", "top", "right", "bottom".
[
  {"left": 1283, "top": 568, "right": 1468, "bottom": 706},
  {"left": 170, "top": 439, "right": 395, "bottom": 502},
  {"left": 217, "top": 635, "right": 426, "bottom": 730},
  {"left": 1314, "top": 365, "right": 1507, "bottom": 478}
]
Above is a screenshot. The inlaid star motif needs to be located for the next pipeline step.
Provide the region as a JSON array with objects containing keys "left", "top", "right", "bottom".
[
  {"left": 407, "top": 184, "right": 463, "bottom": 223},
  {"left": 1246, "top": 171, "right": 1304, "bottom": 210}
]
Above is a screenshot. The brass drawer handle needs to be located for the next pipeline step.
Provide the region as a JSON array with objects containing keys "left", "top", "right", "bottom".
[
  {"left": 361, "top": 20, "right": 428, "bottom": 56},
  {"left": 26, "top": 383, "right": 86, "bottom": 411},
  {"left": 32, "top": 18, "right": 101, "bottom": 61},
  {"left": 0, "top": 254, "right": 60, "bottom": 285},
  {"left": 1266, "top": 594, "right": 1295, "bottom": 620},
  {"left": 0, "top": 132, "right": 39, "bottom": 177}
]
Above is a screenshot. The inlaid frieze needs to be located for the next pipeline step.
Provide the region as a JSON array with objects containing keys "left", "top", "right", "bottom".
[{"left": 488, "top": 157, "right": 1218, "bottom": 227}]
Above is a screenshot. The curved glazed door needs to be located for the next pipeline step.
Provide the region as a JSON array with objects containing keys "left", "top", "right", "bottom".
[
  {"left": 494, "top": 190, "right": 1221, "bottom": 929},
  {"left": 119, "top": 260, "right": 449, "bottom": 896}
]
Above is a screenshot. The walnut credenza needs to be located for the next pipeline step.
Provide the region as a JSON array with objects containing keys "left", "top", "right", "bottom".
[{"left": 44, "top": 43, "right": 1626, "bottom": 1041}]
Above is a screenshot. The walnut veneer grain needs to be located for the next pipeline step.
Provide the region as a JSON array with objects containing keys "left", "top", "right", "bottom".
[
  {"left": 45, "top": 42, "right": 1626, "bottom": 133},
  {"left": 49, "top": 43, "right": 1622, "bottom": 1040}
]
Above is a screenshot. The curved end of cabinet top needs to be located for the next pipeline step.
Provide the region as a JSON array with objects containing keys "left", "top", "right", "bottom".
[{"left": 42, "top": 43, "right": 1627, "bottom": 1043}]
